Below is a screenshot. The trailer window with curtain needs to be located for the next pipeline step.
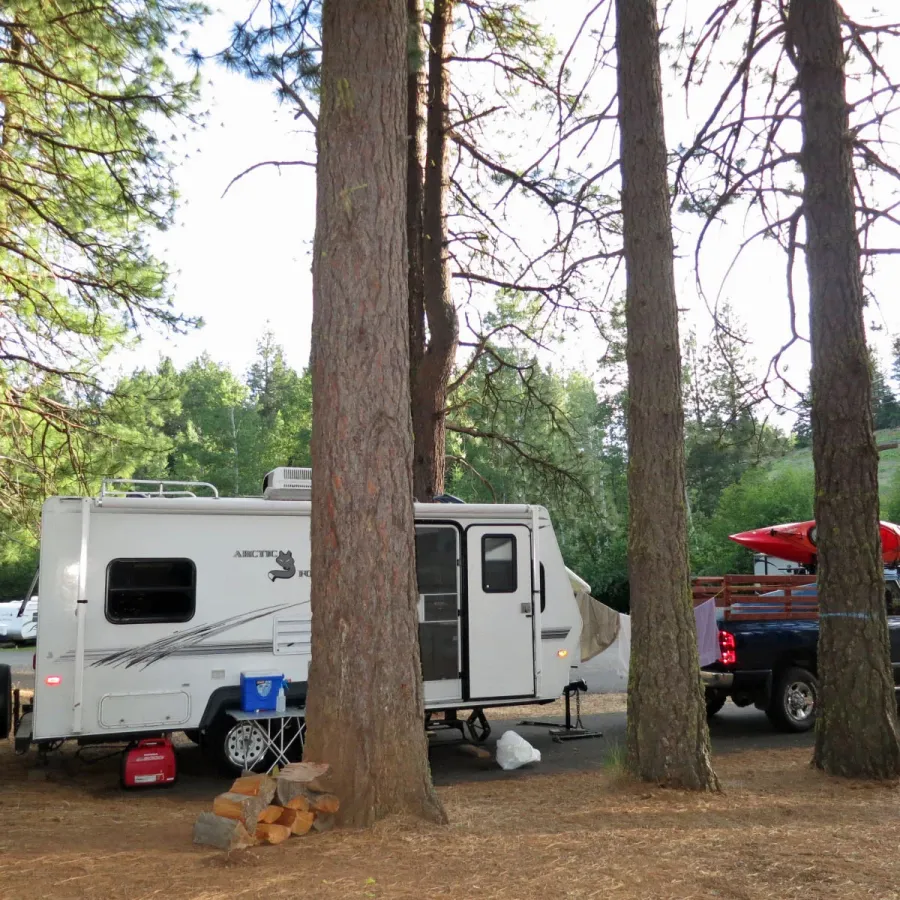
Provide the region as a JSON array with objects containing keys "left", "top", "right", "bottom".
[{"left": 106, "top": 559, "right": 196, "bottom": 624}]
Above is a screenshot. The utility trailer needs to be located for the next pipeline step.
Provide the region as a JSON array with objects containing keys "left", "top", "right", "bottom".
[{"left": 2, "top": 469, "right": 584, "bottom": 772}]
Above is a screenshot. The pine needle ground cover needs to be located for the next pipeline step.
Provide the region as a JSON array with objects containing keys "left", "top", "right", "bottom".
[{"left": 0, "top": 741, "right": 897, "bottom": 900}]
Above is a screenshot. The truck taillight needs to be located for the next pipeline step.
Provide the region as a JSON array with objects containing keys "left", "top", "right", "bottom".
[{"left": 718, "top": 630, "right": 737, "bottom": 666}]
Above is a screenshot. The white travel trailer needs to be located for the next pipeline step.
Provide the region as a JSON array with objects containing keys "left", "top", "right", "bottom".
[{"left": 2, "top": 469, "right": 584, "bottom": 772}]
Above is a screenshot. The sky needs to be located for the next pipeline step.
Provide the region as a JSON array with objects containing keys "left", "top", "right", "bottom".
[{"left": 119, "top": 0, "right": 900, "bottom": 417}]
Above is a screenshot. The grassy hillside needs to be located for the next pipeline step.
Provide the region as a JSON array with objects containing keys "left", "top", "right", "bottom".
[{"left": 769, "top": 427, "right": 900, "bottom": 503}]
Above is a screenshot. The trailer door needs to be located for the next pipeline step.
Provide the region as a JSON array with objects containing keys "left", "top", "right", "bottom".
[{"left": 466, "top": 525, "right": 534, "bottom": 700}]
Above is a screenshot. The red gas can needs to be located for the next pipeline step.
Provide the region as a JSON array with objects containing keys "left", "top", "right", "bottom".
[{"left": 121, "top": 737, "right": 177, "bottom": 788}]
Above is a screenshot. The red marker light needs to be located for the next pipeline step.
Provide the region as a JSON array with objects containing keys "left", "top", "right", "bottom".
[
  {"left": 45, "top": 675, "right": 62, "bottom": 686},
  {"left": 718, "top": 631, "right": 737, "bottom": 667}
]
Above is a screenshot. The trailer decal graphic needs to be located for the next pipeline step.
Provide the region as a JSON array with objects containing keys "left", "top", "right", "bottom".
[
  {"left": 85, "top": 602, "right": 305, "bottom": 670},
  {"left": 268, "top": 550, "right": 296, "bottom": 581}
]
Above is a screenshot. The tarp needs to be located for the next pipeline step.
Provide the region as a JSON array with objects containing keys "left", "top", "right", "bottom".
[
  {"left": 579, "top": 611, "right": 631, "bottom": 693},
  {"left": 575, "top": 595, "right": 720, "bottom": 693},
  {"left": 575, "top": 590, "right": 620, "bottom": 662},
  {"left": 693, "top": 597, "right": 719, "bottom": 666}
]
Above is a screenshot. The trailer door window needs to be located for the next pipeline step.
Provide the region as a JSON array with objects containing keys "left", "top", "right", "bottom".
[
  {"left": 106, "top": 558, "right": 196, "bottom": 624},
  {"left": 482, "top": 535, "right": 517, "bottom": 593},
  {"left": 415, "top": 526, "right": 460, "bottom": 682}
]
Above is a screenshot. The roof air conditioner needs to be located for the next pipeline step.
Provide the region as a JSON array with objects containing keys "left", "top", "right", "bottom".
[{"left": 263, "top": 466, "right": 312, "bottom": 500}]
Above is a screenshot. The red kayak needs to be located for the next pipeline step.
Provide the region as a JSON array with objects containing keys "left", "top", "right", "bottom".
[{"left": 730, "top": 520, "right": 900, "bottom": 567}]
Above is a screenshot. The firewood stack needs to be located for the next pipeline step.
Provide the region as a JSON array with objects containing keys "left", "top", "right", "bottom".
[{"left": 193, "top": 762, "right": 339, "bottom": 851}]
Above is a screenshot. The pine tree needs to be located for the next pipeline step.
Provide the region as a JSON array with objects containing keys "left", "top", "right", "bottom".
[
  {"left": 304, "top": 0, "right": 445, "bottom": 827},
  {"left": 616, "top": 0, "right": 718, "bottom": 790},
  {"left": 0, "top": 0, "right": 203, "bottom": 500},
  {"left": 789, "top": 0, "right": 900, "bottom": 779}
]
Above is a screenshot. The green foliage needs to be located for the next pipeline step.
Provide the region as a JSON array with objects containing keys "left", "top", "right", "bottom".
[
  {"left": 681, "top": 306, "right": 790, "bottom": 518},
  {"left": 885, "top": 471, "right": 900, "bottom": 524},
  {"left": 691, "top": 467, "right": 815, "bottom": 576},
  {"left": 0, "top": 0, "right": 205, "bottom": 537},
  {"left": 871, "top": 353, "right": 900, "bottom": 431},
  {"left": 792, "top": 394, "right": 812, "bottom": 449},
  {"left": 128, "top": 332, "right": 313, "bottom": 497}
]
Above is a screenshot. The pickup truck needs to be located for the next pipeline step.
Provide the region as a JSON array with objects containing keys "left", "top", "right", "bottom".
[{"left": 698, "top": 572, "right": 900, "bottom": 732}]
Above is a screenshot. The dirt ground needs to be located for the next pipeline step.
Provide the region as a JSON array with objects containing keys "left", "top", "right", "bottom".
[{"left": 1, "top": 737, "right": 899, "bottom": 900}]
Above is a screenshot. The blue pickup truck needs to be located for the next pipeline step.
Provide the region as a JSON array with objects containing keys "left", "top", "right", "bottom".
[{"left": 701, "top": 572, "right": 900, "bottom": 731}]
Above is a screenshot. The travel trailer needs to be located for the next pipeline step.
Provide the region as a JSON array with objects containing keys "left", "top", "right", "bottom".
[{"left": 2, "top": 469, "right": 584, "bottom": 773}]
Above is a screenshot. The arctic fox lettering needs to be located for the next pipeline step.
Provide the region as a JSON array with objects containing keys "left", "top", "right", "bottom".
[{"left": 268, "top": 550, "right": 296, "bottom": 581}]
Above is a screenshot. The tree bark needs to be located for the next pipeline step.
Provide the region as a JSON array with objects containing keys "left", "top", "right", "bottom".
[
  {"left": 306, "top": 0, "right": 446, "bottom": 827},
  {"left": 411, "top": 0, "right": 458, "bottom": 501},
  {"left": 407, "top": 0, "right": 427, "bottom": 439},
  {"left": 788, "top": 0, "right": 900, "bottom": 779},
  {"left": 615, "top": 0, "right": 718, "bottom": 790}
]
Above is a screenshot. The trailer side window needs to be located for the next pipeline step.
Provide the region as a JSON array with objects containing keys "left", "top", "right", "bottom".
[
  {"left": 106, "top": 558, "right": 196, "bottom": 624},
  {"left": 482, "top": 535, "right": 516, "bottom": 593}
]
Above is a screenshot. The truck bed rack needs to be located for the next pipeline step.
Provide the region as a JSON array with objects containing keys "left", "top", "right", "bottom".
[{"left": 692, "top": 575, "right": 818, "bottom": 620}]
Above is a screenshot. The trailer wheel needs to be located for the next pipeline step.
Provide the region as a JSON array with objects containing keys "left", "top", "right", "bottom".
[
  {"left": 203, "top": 714, "right": 269, "bottom": 776},
  {"left": 767, "top": 666, "right": 818, "bottom": 733},
  {"left": 465, "top": 709, "right": 491, "bottom": 744},
  {"left": 0, "top": 665, "right": 11, "bottom": 740}
]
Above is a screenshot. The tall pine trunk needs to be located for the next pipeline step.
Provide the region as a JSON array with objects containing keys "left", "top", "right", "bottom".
[
  {"left": 789, "top": 0, "right": 900, "bottom": 779},
  {"left": 407, "top": 0, "right": 427, "bottom": 446},
  {"left": 615, "top": 0, "right": 718, "bottom": 790},
  {"left": 306, "top": 0, "right": 446, "bottom": 826},
  {"left": 411, "top": 0, "right": 457, "bottom": 501}
]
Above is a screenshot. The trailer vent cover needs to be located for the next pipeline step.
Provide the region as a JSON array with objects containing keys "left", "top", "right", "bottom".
[{"left": 263, "top": 467, "right": 312, "bottom": 500}]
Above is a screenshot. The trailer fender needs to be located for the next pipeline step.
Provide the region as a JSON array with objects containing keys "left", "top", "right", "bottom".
[{"left": 198, "top": 681, "right": 308, "bottom": 733}]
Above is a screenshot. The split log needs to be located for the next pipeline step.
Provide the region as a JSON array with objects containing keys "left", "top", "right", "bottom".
[
  {"left": 257, "top": 805, "right": 284, "bottom": 825},
  {"left": 212, "top": 792, "right": 268, "bottom": 832},
  {"left": 276, "top": 761, "right": 331, "bottom": 793},
  {"left": 276, "top": 807, "right": 315, "bottom": 835},
  {"left": 283, "top": 794, "right": 311, "bottom": 812},
  {"left": 193, "top": 812, "right": 256, "bottom": 851},
  {"left": 278, "top": 761, "right": 330, "bottom": 783},
  {"left": 255, "top": 823, "right": 292, "bottom": 845},
  {"left": 458, "top": 743, "right": 492, "bottom": 760},
  {"left": 229, "top": 774, "right": 277, "bottom": 803},
  {"left": 312, "top": 813, "right": 336, "bottom": 833},
  {"left": 308, "top": 792, "right": 340, "bottom": 814},
  {"left": 275, "top": 785, "right": 340, "bottom": 814}
]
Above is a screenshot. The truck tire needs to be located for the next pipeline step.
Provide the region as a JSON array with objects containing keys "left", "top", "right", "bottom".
[
  {"left": 767, "top": 666, "right": 818, "bottom": 732},
  {"left": 705, "top": 690, "right": 726, "bottom": 718},
  {"left": 0, "top": 665, "right": 10, "bottom": 740}
]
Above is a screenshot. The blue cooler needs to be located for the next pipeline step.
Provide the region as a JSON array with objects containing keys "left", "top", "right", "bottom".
[{"left": 240, "top": 671, "right": 284, "bottom": 712}]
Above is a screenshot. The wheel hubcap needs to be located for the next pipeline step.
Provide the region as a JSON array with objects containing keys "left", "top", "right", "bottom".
[
  {"left": 225, "top": 722, "right": 266, "bottom": 769},
  {"left": 786, "top": 682, "right": 815, "bottom": 721}
]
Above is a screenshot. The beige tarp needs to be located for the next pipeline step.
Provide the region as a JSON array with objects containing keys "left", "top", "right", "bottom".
[{"left": 575, "top": 590, "right": 620, "bottom": 662}]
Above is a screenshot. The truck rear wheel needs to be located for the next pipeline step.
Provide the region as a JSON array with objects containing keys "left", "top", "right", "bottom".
[
  {"left": 767, "top": 666, "right": 818, "bottom": 732},
  {"left": 0, "top": 665, "right": 11, "bottom": 740},
  {"left": 705, "top": 690, "right": 726, "bottom": 718}
]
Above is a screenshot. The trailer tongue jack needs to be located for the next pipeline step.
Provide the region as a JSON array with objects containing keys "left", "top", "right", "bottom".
[{"left": 518, "top": 681, "right": 604, "bottom": 742}]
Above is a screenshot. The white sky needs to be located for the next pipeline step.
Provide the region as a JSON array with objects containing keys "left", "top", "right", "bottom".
[{"left": 117, "top": 0, "right": 900, "bottom": 416}]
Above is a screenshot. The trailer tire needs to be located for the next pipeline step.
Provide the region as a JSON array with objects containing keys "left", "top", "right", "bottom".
[
  {"left": 202, "top": 713, "right": 275, "bottom": 776},
  {"left": 766, "top": 666, "right": 818, "bottom": 733},
  {"left": 0, "top": 665, "right": 10, "bottom": 740}
]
